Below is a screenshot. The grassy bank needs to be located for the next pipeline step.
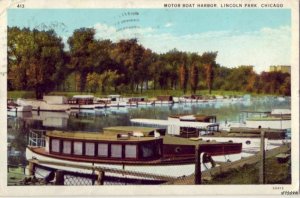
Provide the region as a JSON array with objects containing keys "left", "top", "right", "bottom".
[
  {"left": 204, "top": 153, "right": 291, "bottom": 184},
  {"left": 8, "top": 166, "right": 26, "bottom": 186},
  {"left": 8, "top": 89, "right": 274, "bottom": 100}
]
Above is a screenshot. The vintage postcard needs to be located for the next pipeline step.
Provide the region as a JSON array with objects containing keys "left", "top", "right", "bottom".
[{"left": 0, "top": 0, "right": 299, "bottom": 196}]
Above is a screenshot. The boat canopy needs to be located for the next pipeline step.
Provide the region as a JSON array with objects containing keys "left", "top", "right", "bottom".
[
  {"left": 169, "top": 114, "right": 216, "bottom": 122},
  {"left": 72, "top": 95, "right": 94, "bottom": 99},
  {"left": 131, "top": 118, "right": 219, "bottom": 135}
]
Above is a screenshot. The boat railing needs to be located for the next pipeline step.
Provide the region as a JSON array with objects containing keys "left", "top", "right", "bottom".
[{"left": 28, "top": 129, "right": 46, "bottom": 147}]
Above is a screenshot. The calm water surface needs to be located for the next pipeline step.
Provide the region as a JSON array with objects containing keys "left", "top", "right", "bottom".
[{"left": 7, "top": 96, "right": 291, "bottom": 165}]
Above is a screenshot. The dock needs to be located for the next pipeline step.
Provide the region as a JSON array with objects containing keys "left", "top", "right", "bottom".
[{"left": 165, "top": 143, "right": 291, "bottom": 184}]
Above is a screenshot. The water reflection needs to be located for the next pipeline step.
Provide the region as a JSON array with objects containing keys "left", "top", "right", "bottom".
[{"left": 7, "top": 96, "right": 291, "bottom": 166}]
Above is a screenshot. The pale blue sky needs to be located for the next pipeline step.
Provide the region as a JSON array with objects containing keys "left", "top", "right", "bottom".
[{"left": 8, "top": 9, "right": 291, "bottom": 72}]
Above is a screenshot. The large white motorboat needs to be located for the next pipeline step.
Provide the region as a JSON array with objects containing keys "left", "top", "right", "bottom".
[{"left": 26, "top": 127, "right": 242, "bottom": 183}]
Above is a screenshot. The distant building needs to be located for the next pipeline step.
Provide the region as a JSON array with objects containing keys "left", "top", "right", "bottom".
[{"left": 269, "top": 65, "right": 291, "bottom": 74}]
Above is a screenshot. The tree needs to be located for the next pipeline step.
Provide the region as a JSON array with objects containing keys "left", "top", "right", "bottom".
[
  {"left": 279, "top": 76, "right": 291, "bottom": 96},
  {"left": 190, "top": 64, "right": 199, "bottom": 94},
  {"left": 86, "top": 72, "right": 99, "bottom": 93},
  {"left": 202, "top": 52, "right": 218, "bottom": 94},
  {"left": 138, "top": 48, "right": 152, "bottom": 93},
  {"left": 8, "top": 27, "right": 66, "bottom": 99},
  {"left": 68, "top": 28, "right": 96, "bottom": 92},
  {"left": 110, "top": 39, "right": 148, "bottom": 92},
  {"left": 179, "top": 65, "right": 188, "bottom": 94},
  {"left": 98, "top": 70, "right": 121, "bottom": 93}
]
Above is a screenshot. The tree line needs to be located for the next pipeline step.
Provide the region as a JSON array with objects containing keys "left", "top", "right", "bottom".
[{"left": 7, "top": 27, "right": 291, "bottom": 99}]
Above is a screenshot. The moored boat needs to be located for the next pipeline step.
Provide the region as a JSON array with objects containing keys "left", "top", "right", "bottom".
[
  {"left": 17, "top": 98, "right": 69, "bottom": 112},
  {"left": 130, "top": 115, "right": 289, "bottom": 157},
  {"left": 154, "top": 95, "right": 174, "bottom": 105},
  {"left": 26, "top": 127, "right": 242, "bottom": 182},
  {"left": 68, "top": 95, "right": 106, "bottom": 110},
  {"left": 8, "top": 101, "right": 32, "bottom": 112}
]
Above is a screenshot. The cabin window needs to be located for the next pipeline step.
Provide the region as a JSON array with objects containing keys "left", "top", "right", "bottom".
[
  {"left": 98, "top": 143, "right": 108, "bottom": 157},
  {"left": 73, "top": 141, "right": 83, "bottom": 155},
  {"left": 141, "top": 143, "right": 154, "bottom": 158},
  {"left": 111, "top": 144, "right": 122, "bottom": 158},
  {"left": 125, "top": 145, "right": 137, "bottom": 158},
  {"left": 51, "top": 139, "right": 60, "bottom": 152},
  {"left": 62, "top": 140, "right": 72, "bottom": 154},
  {"left": 85, "top": 142, "right": 95, "bottom": 156}
]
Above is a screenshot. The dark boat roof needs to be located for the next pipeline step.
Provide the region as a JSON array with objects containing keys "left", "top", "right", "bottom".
[
  {"left": 103, "top": 126, "right": 157, "bottom": 136},
  {"left": 162, "top": 135, "right": 234, "bottom": 146}
]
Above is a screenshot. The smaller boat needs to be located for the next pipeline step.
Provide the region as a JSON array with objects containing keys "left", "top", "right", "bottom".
[
  {"left": 17, "top": 97, "right": 70, "bottom": 112},
  {"left": 242, "top": 109, "right": 291, "bottom": 130},
  {"left": 245, "top": 116, "right": 291, "bottom": 130},
  {"left": 7, "top": 100, "right": 32, "bottom": 117},
  {"left": 107, "top": 95, "right": 127, "bottom": 107},
  {"left": 270, "top": 109, "right": 291, "bottom": 116},
  {"left": 130, "top": 115, "right": 289, "bottom": 158},
  {"left": 8, "top": 101, "right": 32, "bottom": 112},
  {"left": 128, "top": 97, "right": 154, "bottom": 106},
  {"left": 154, "top": 95, "right": 174, "bottom": 105},
  {"left": 68, "top": 95, "right": 106, "bottom": 110}
]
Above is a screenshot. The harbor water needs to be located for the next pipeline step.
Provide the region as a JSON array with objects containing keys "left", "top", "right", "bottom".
[{"left": 7, "top": 96, "right": 291, "bottom": 168}]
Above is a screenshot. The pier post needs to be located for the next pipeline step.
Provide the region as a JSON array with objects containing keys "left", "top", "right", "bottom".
[
  {"left": 55, "top": 170, "right": 65, "bottom": 185},
  {"left": 96, "top": 170, "right": 105, "bottom": 185},
  {"left": 259, "top": 131, "right": 265, "bottom": 184},
  {"left": 28, "top": 161, "right": 35, "bottom": 176},
  {"left": 194, "top": 144, "right": 202, "bottom": 184}
]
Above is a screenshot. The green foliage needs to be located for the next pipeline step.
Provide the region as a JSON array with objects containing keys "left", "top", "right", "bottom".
[
  {"left": 202, "top": 52, "right": 217, "bottom": 94},
  {"left": 190, "top": 64, "right": 199, "bottom": 94},
  {"left": 8, "top": 27, "right": 291, "bottom": 97},
  {"left": 179, "top": 65, "right": 188, "bottom": 94},
  {"left": 8, "top": 27, "right": 66, "bottom": 99},
  {"left": 86, "top": 72, "right": 99, "bottom": 93}
]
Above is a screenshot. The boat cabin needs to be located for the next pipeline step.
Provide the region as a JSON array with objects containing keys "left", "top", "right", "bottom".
[
  {"left": 169, "top": 114, "right": 217, "bottom": 123},
  {"left": 68, "top": 95, "right": 94, "bottom": 105},
  {"left": 157, "top": 95, "right": 173, "bottom": 101},
  {"left": 128, "top": 97, "right": 145, "bottom": 103},
  {"left": 108, "top": 95, "right": 122, "bottom": 102},
  {"left": 45, "top": 130, "right": 163, "bottom": 161},
  {"left": 191, "top": 95, "right": 203, "bottom": 100}
]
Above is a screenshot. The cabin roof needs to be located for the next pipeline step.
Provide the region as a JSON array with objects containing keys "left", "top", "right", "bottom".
[
  {"left": 46, "top": 130, "right": 158, "bottom": 142},
  {"left": 162, "top": 135, "right": 230, "bottom": 146}
]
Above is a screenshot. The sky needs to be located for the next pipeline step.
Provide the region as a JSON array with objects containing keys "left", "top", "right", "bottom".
[{"left": 8, "top": 9, "right": 291, "bottom": 73}]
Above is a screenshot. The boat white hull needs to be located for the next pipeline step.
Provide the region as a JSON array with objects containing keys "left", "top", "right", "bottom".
[
  {"left": 245, "top": 119, "right": 291, "bottom": 129},
  {"left": 137, "top": 101, "right": 154, "bottom": 106},
  {"left": 17, "top": 99, "right": 69, "bottom": 112},
  {"left": 154, "top": 101, "right": 173, "bottom": 105},
  {"left": 8, "top": 105, "right": 32, "bottom": 112},
  {"left": 199, "top": 136, "right": 289, "bottom": 156},
  {"left": 108, "top": 102, "right": 127, "bottom": 107},
  {"left": 26, "top": 148, "right": 241, "bottom": 180},
  {"left": 69, "top": 104, "right": 106, "bottom": 110}
]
